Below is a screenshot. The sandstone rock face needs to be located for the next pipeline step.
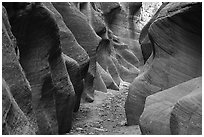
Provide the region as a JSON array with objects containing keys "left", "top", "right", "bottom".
[
  {"left": 52, "top": 2, "right": 100, "bottom": 57},
  {"left": 43, "top": 2, "right": 90, "bottom": 69},
  {"left": 3, "top": 2, "right": 201, "bottom": 135},
  {"left": 73, "top": 2, "right": 143, "bottom": 98},
  {"left": 96, "top": 39, "right": 121, "bottom": 85},
  {"left": 170, "top": 85, "right": 202, "bottom": 135},
  {"left": 96, "top": 62, "right": 119, "bottom": 90},
  {"left": 139, "top": 2, "right": 167, "bottom": 63},
  {"left": 4, "top": 3, "right": 76, "bottom": 134},
  {"left": 52, "top": 2, "right": 100, "bottom": 102},
  {"left": 101, "top": 2, "right": 143, "bottom": 64},
  {"left": 44, "top": 2, "right": 90, "bottom": 108},
  {"left": 2, "top": 5, "right": 33, "bottom": 117},
  {"left": 125, "top": 2, "right": 202, "bottom": 127},
  {"left": 2, "top": 6, "right": 37, "bottom": 134},
  {"left": 2, "top": 2, "right": 146, "bottom": 134},
  {"left": 51, "top": 2, "right": 145, "bottom": 103},
  {"left": 2, "top": 79, "right": 35, "bottom": 135},
  {"left": 78, "top": 2, "right": 106, "bottom": 35},
  {"left": 62, "top": 53, "right": 85, "bottom": 112},
  {"left": 93, "top": 63, "right": 108, "bottom": 93},
  {"left": 139, "top": 77, "right": 202, "bottom": 135}
]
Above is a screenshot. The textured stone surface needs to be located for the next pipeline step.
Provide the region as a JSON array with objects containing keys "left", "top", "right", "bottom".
[
  {"left": 3, "top": 2, "right": 201, "bottom": 135},
  {"left": 79, "top": 2, "right": 106, "bottom": 35},
  {"left": 170, "top": 83, "right": 202, "bottom": 135},
  {"left": 43, "top": 2, "right": 90, "bottom": 68},
  {"left": 2, "top": 6, "right": 37, "bottom": 134},
  {"left": 2, "top": 79, "right": 35, "bottom": 135},
  {"left": 139, "top": 77, "right": 202, "bottom": 135},
  {"left": 96, "top": 62, "right": 119, "bottom": 90},
  {"left": 125, "top": 2, "right": 202, "bottom": 126},
  {"left": 101, "top": 2, "right": 143, "bottom": 64},
  {"left": 5, "top": 3, "right": 76, "bottom": 134},
  {"left": 2, "top": 5, "right": 33, "bottom": 117},
  {"left": 53, "top": 2, "right": 100, "bottom": 102},
  {"left": 52, "top": 2, "right": 100, "bottom": 57}
]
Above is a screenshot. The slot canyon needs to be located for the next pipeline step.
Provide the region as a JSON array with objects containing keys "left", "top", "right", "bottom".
[{"left": 2, "top": 2, "right": 202, "bottom": 135}]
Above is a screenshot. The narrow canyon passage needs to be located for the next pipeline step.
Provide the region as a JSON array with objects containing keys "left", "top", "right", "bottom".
[
  {"left": 69, "top": 81, "right": 141, "bottom": 135},
  {"left": 2, "top": 2, "right": 201, "bottom": 135}
]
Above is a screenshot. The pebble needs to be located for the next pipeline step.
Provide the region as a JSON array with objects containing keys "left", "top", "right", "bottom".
[
  {"left": 84, "top": 124, "right": 88, "bottom": 127},
  {"left": 76, "top": 127, "right": 83, "bottom": 131},
  {"left": 94, "top": 127, "right": 108, "bottom": 132},
  {"left": 119, "top": 121, "right": 127, "bottom": 126}
]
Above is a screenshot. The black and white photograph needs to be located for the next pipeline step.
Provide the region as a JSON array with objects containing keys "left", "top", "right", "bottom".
[{"left": 2, "top": 1, "right": 202, "bottom": 135}]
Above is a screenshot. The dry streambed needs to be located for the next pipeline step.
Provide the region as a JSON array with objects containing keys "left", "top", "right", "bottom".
[{"left": 68, "top": 81, "right": 141, "bottom": 135}]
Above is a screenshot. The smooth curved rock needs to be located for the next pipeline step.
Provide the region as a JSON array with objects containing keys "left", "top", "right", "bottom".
[
  {"left": 139, "top": 77, "right": 202, "bottom": 135},
  {"left": 62, "top": 53, "right": 85, "bottom": 112},
  {"left": 2, "top": 6, "right": 37, "bottom": 134},
  {"left": 126, "top": 2, "right": 142, "bottom": 17},
  {"left": 101, "top": 2, "right": 120, "bottom": 14},
  {"left": 53, "top": 2, "right": 100, "bottom": 102},
  {"left": 117, "top": 49, "right": 140, "bottom": 67},
  {"left": 111, "top": 55, "right": 139, "bottom": 83},
  {"left": 6, "top": 3, "right": 75, "bottom": 134},
  {"left": 121, "top": 2, "right": 142, "bottom": 41},
  {"left": 170, "top": 83, "right": 202, "bottom": 135},
  {"left": 79, "top": 2, "right": 106, "bottom": 36},
  {"left": 43, "top": 2, "right": 90, "bottom": 69},
  {"left": 96, "top": 62, "right": 119, "bottom": 90},
  {"left": 2, "top": 5, "right": 33, "bottom": 117},
  {"left": 96, "top": 38, "right": 121, "bottom": 86},
  {"left": 101, "top": 2, "right": 143, "bottom": 64},
  {"left": 115, "top": 53, "right": 139, "bottom": 74},
  {"left": 52, "top": 2, "right": 100, "bottom": 57},
  {"left": 2, "top": 79, "right": 35, "bottom": 135},
  {"left": 93, "top": 64, "right": 108, "bottom": 93},
  {"left": 139, "top": 3, "right": 168, "bottom": 63},
  {"left": 125, "top": 2, "right": 202, "bottom": 126}
]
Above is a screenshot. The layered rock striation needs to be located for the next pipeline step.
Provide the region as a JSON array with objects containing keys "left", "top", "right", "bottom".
[
  {"left": 3, "top": 2, "right": 200, "bottom": 135},
  {"left": 125, "top": 3, "right": 202, "bottom": 135}
]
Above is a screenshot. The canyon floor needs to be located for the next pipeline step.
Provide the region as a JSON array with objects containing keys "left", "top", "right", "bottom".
[{"left": 68, "top": 81, "right": 141, "bottom": 135}]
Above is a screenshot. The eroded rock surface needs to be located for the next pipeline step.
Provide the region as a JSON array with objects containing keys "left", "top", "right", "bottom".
[
  {"left": 2, "top": 2, "right": 201, "bottom": 135},
  {"left": 139, "top": 77, "right": 202, "bottom": 135},
  {"left": 125, "top": 2, "right": 202, "bottom": 131},
  {"left": 2, "top": 6, "right": 37, "bottom": 134},
  {"left": 3, "top": 3, "right": 76, "bottom": 134}
]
